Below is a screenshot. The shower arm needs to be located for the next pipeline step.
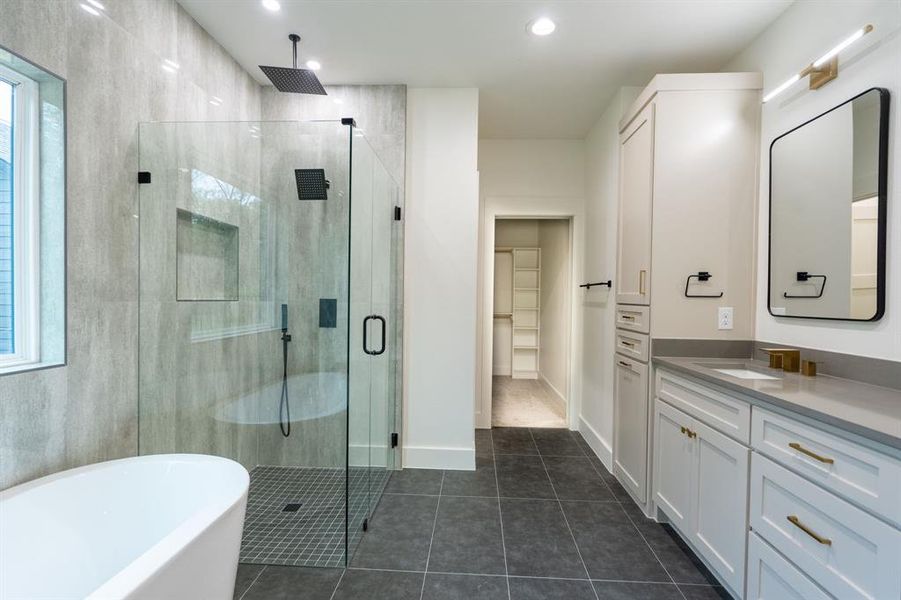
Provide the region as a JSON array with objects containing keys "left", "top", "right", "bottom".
[{"left": 290, "top": 33, "right": 301, "bottom": 69}]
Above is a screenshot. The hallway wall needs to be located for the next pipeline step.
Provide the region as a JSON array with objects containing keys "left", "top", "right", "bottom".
[{"left": 538, "top": 220, "right": 571, "bottom": 402}]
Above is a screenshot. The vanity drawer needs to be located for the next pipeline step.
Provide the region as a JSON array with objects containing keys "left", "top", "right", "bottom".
[
  {"left": 656, "top": 369, "right": 750, "bottom": 443},
  {"left": 750, "top": 453, "right": 901, "bottom": 600},
  {"left": 752, "top": 407, "right": 901, "bottom": 526},
  {"left": 615, "top": 330, "right": 649, "bottom": 363},
  {"left": 747, "top": 532, "right": 831, "bottom": 600},
  {"left": 615, "top": 304, "right": 650, "bottom": 333}
]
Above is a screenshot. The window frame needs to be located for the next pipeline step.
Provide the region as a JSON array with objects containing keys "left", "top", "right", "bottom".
[{"left": 0, "top": 64, "right": 41, "bottom": 370}]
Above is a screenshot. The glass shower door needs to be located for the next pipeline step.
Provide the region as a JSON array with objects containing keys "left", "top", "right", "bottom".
[{"left": 346, "top": 131, "right": 400, "bottom": 561}]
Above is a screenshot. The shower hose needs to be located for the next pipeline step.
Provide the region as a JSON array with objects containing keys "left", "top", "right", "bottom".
[{"left": 279, "top": 330, "right": 292, "bottom": 437}]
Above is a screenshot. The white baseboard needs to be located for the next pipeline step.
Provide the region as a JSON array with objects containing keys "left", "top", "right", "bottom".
[
  {"left": 494, "top": 364, "right": 511, "bottom": 376},
  {"left": 578, "top": 416, "right": 612, "bottom": 470},
  {"left": 402, "top": 445, "right": 475, "bottom": 471},
  {"left": 538, "top": 373, "right": 566, "bottom": 405}
]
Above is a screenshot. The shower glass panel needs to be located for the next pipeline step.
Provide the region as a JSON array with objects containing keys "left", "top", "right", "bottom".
[{"left": 137, "top": 119, "right": 399, "bottom": 569}]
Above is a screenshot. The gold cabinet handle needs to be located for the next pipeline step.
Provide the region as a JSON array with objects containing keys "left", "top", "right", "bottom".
[
  {"left": 787, "top": 515, "right": 832, "bottom": 546},
  {"left": 680, "top": 426, "right": 687, "bottom": 435},
  {"left": 788, "top": 443, "right": 834, "bottom": 464},
  {"left": 621, "top": 314, "right": 636, "bottom": 320},
  {"left": 688, "top": 429, "right": 697, "bottom": 439},
  {"left": 639, "top": 270, "right": 647, "bottom": 295},
  {"left": 618, "top": 360, "right": 632, "bottom": 369},
  {"left": 620, "top": 340, "right": 635, "bottom": 347}
]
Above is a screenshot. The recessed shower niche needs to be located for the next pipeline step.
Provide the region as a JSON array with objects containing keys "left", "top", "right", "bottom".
[{"left": 176, "top": 208, "right": 239, "bottom": 302}]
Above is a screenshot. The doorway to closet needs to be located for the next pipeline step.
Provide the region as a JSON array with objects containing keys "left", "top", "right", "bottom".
[{"left": 492, "top": 218, "right": 572, "bottom": 428}]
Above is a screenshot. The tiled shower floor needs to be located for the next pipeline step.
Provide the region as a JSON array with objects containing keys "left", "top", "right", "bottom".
[{"left": 240, "top": 466, "right": 390, "bottom": 568}]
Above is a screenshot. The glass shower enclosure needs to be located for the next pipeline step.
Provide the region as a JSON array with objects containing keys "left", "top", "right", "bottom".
[{"left": 137, "top": 119, "right": 401, "bottom": 568}]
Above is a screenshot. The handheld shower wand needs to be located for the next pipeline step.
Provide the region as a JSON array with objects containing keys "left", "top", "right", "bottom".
[{"left": 279, "top": 304, "right": 292, "bottom": 437}]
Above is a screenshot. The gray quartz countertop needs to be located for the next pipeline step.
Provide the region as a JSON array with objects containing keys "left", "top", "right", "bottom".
[{"left": 653, "top": 356, "right": 901, "bottom": 450}]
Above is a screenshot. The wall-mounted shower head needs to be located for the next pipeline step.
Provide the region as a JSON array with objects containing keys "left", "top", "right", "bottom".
[
  {"left": 295, "top": 169, "right": 330, "bottom": 200},
  {"left": 259, "top": 34, "right": 327, "bottom": 95}
]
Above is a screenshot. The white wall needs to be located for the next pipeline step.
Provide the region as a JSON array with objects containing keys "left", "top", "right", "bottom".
[
  {"left": 403, "top": 88, "right": 480, "bottom": 469},
  {"left": 476, "top": 140, "right": 585, "bottom": 429},
  {"left": 725, "top": 0, "right": 901, "bottom": 360},
  {"left": 579, "top": 87, "right": 642, "bottom": 467},
  {"left": 538, "top": 220, "right": 571, "bottom": 401}
]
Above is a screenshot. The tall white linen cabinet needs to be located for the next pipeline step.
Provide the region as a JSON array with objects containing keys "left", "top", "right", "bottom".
[{"left": 612, "top": 73, "right": 762, "bottom": 506}]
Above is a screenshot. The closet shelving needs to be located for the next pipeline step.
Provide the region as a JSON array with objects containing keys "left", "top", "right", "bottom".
[{"left": 512, "top": 248, "right": 540, "bottom": 379}]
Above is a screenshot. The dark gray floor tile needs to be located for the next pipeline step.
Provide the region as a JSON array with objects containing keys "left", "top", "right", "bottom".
[
  {"left": 442, "top": 456, "right": 498, "bottom": 497},
  {"left": 570, "top": 430, "right": 596, "bottom": 453},
  {"left": 495, "top": 454, "right": 555, "bottom": 499},
  {"left": 428, "top": 496, "right": 506, "bottom": 575},
  {"left": 620, "top": 505, "right": 718, "bottom": 585},
  {"left": 544, "top": 455, "right": 616, "bottom": 501},
  {"left": 562, "top": 501, "right": 670, "bottom": 582},
  {"left": 422, "top": 574, "right": 508, "bottom": 600},
  {"left": 678, "top": 584, "right": 734, "bottom": 599},
  {"left": 241, "top": 566, "right": 342, "bottom": 600},
  {"left": 592, "top": 581, "right": 683, "bottom": 600},
  {"left": 385, "top": 468, "right": 444, "bottom": 495},
  {"left": 531, "top": 428, "right": 585, "bottom": 456},
  {"left": 476, "top": 429, "right": 494, "bottom": 457},
  {"left": 332, "top": 569, "right": 423, "bottom": 600},
  {"left": 500, "top": 498, "right": 587, "bottom": 578},
  {"left": 233, "top": 564, "right": 265, "bottom": 599},
  {"left": 492, "top": 427, "right": 538, "bottom": 455},
  {"left": 351, "top": 494, "right": 438, "bottom": 571},
  {"left": 508, "top": 577, "right": 596, "bottom": 599}
]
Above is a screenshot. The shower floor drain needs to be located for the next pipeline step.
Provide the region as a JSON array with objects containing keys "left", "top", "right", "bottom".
[{"left": 283, "top": 503, "right": 302, "bottom": 512}]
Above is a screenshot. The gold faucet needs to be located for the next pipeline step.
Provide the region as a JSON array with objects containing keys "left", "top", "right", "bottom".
[{"left": 761, "top": 348, "right": 801, "bottom": 373}]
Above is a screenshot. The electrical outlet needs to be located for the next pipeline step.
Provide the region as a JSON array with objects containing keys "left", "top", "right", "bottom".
[{"left": 718, "top": 307, "right": 734, "bottom": 330}]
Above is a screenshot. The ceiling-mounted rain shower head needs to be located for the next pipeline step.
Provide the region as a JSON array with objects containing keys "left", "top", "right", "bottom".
[
  {"left": 259, "top": 34, "right": 327, "bottom": 95},
  {"left": 295, "top": 169, "right": 330, "bottom": 200}
]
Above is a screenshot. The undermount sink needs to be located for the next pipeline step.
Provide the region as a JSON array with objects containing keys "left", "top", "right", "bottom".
[{"left": 693, "top": 362, "right": 781, "bottom": 380}]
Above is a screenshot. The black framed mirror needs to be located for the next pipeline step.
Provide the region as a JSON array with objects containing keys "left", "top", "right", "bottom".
[{"left": 768, "top": 87, "right": 889, "bottom": 321}]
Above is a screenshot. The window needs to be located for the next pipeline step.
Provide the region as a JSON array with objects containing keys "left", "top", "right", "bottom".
[{"left": 0, "top": 65, "right": 40, "bottom": 370}]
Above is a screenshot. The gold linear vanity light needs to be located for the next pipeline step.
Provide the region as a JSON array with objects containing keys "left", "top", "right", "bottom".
[{"left": 762, "top": 24, "right": 874, "bottom": 103}]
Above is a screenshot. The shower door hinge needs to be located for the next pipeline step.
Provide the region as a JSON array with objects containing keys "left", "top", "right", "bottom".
[
  {"left": 394, "top": 206, "right": 402, "bottom": 221},
  {"left": 390, "top": 432, "right": 399, "bottom": 448},
  {"left": 138, "top": 171, "right": 151, "bottom": 184}
]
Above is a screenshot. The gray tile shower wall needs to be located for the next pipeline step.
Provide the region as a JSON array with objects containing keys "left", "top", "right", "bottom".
[{"left": 0, "top": 0, "right": 262, "bottom": 489}]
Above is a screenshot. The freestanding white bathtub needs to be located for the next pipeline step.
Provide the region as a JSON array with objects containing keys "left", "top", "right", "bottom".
[{"left": 0, "top": 454, "right": 249, "bottom": 600}]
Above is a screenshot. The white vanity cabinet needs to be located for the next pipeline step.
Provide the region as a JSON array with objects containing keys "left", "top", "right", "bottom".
[
  {"left": 652, "top": 366, "right": 901, "bottom": 600},
  {"left": 614, "top": 357, "right": 650, "bottom": 500},
  {"left": 653, "top": 372, "right": 750, "bottom": 595}
]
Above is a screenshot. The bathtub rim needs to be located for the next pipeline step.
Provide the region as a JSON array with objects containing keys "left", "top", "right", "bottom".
[{"left": 0, "top": 453, "right": 249, "bottom": 600}]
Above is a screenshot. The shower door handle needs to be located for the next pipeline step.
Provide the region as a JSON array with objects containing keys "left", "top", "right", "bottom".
[
  {"left": 372, "top": 315, "right": 386, "bottom": 356},
  {"left": 363, "top": 316, "right": 375, "bottom": 355}
]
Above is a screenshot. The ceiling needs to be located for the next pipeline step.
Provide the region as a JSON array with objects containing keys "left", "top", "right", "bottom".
[{"left": 178, "top": 0, "right": 792, "bottom": 138}]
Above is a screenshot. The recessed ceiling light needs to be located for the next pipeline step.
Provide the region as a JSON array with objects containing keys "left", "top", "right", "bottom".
[
  {"left": 332, "top": 98, "right": 343, "bottom": 105},
  {"left": 86, "top": 0, "right": 105, "bottom": 9},
  {"left": 163, "top": 59, "right": 180, "bottom": 70},
  {"left": 305, "top": 60, "right": 321, "bottom": 71},
  {"left": 529, "top": 17, "right": 556, "bottom": 36},
  {"left": 261, "top": 0, "right": 280, "bottom": 11},
  {"left": 79, "top": 3, "right": 100, "bottom": 15}
]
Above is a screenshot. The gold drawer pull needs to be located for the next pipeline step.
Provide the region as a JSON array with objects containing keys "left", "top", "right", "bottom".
[
  {"left": 789, "top": 442, "right": 834, "bottom": 464},
  {"left": 621, "top": 340, "right": 635, "bottom": 347},
  {"left": 639, "top": 270, "right": 647, "bottom": 295},
  {"left": 787, "top": 515, "right": 832, "bottom": 546},
  {"left": 621, "top": 314, "right": 636, "bottom": 320},
  {"left": 618, "top": 360, "right": 632, "bottom": 369}
]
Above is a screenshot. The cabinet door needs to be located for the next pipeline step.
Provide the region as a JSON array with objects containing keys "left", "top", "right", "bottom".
[
  {"left": 653, "top": 400, "right": 695, "bottom": 532},
  {"left": 613, "top": 357, "right": 649, "bottom": 502},
  {"left": 616, "top": 103, "right": 654, "bottom": 305},
  {"left": 691, "top": 418, "right": 749, "bottom": 596}
]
